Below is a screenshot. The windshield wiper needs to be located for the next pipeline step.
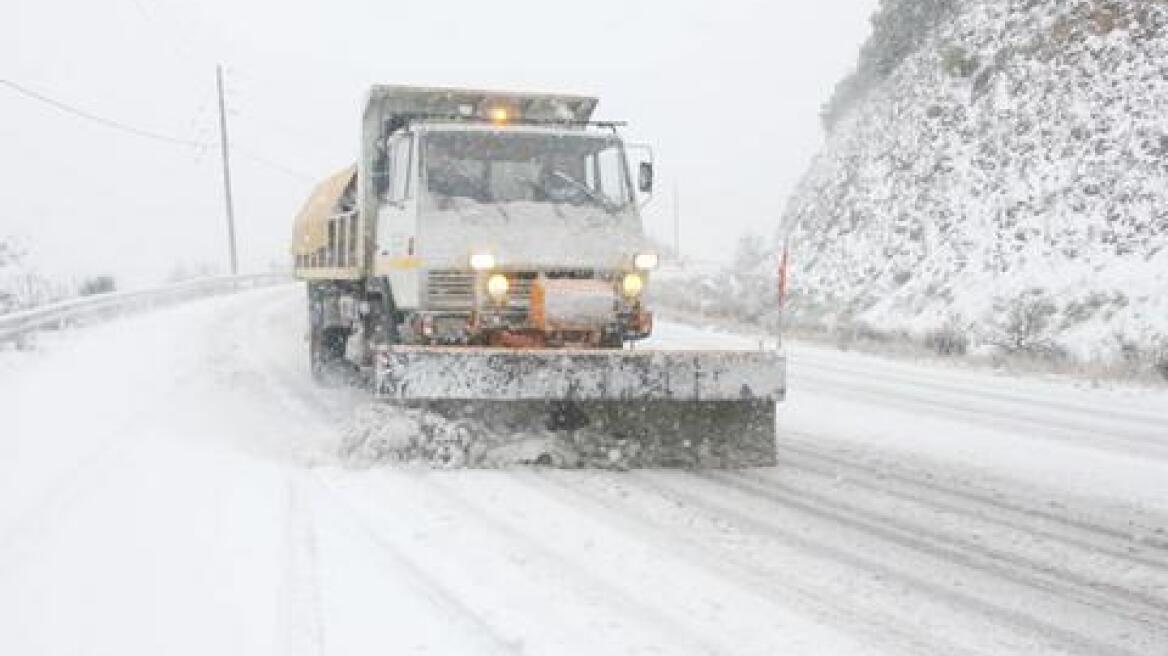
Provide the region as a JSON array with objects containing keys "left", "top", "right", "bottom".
[
  {"left": 550, "top": 170, "right": 618, "bottom": 214},
  {"left": 448, "top": 160, "right": 510, "bottom": 223}
]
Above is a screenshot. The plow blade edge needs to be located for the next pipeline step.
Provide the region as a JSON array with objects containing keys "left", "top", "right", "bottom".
[
  {"left": 372, "top": 348, "right": 785, "bottom": 468},
  {"left": 375, "top": 347, "right": 785, "bottom": 402}
]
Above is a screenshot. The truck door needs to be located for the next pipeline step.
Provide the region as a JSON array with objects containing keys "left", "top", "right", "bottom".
[{"left": 375, "top": 133, "right": 420, "bottom": 308}]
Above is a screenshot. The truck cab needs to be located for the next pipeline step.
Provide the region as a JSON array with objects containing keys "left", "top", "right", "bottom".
[
  {"left": 294, "top": 86, "right": 659, "bottom": 372},
  {"left": 373, "top": 119, "right": 656, "bottom": 348}
]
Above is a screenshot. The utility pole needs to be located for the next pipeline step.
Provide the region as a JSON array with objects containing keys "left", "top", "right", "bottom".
[
  {"left": 672, "top": 183, "right": 680, "bottom": 260},
  {"left": 216, "top": 64, "right": 238, "bottom": 275}
]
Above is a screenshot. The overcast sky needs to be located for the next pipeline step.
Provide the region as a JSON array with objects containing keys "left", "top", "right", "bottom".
[{"left": 3, "top": 0, "right": 877, "bottom": 285}]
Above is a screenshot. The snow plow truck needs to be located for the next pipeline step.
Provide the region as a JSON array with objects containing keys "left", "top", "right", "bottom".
[{"left": 292, "top": 86, "right": 785, "bottom": 467}]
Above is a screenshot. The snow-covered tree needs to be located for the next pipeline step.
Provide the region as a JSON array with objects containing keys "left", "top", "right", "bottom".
[{"left": 0, "top": 236, "right": 63, "bottom": 314}]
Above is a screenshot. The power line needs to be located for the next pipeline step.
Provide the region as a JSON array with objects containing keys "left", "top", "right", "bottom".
[
  {"left": 234, "top": 146, "right": 315, "bottom": 181},
  {"left": 215, "top": 68, "right": 319, "bottom": 180},
  {"left": 0, "top": 77, "right": 201, "bottom": 148},
  {"left": 0, "top": 77, "right": 314, "bottom": 181}
]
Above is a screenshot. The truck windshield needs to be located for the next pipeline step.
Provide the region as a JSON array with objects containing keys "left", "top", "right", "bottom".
[{"left": 422, "top": 131, "right": 633, "bottom": 212}]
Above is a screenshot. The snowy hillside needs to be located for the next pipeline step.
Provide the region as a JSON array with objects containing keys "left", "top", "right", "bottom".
[{"left": 781, "top": 0, "right": 1168, "bottom": 366}]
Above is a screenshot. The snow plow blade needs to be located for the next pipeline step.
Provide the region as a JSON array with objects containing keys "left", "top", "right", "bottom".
[{"left": 365, "top": 348, "right": 784, "bottom": 468}]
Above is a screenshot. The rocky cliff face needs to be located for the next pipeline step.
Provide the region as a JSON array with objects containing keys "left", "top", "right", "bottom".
[{"left": 782, "top": 0, "right": 1168, "bottom": 363}]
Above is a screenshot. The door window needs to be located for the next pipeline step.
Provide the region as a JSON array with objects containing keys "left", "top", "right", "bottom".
[{"left": 387, "top": 134, "right": 413, "bottom": 202}]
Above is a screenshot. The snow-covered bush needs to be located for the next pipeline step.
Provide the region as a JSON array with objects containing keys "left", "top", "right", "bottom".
[
  {"left": 1153, "top": 343, "right": 1168, "bottom": 381},
  {"left": 991, "top": 290, "right": 1061, "bottom": 358},
  {"left": 0, "top": 236, "right": 72, "bottom": 314},
  {"left": 940, "top": 45, "right": 979, "bottom": 78},
  {"left": 924, "top": 315, "right": 970, "bottom": 356},
  {"left": 78, "top": 276, "right": 116, "bottom": 297},
  {"left": 1, "top": 237, "right": 47, "bottom": 313},
  {"left": 0, "top": 238, "right": 16, "bottom": 314}
]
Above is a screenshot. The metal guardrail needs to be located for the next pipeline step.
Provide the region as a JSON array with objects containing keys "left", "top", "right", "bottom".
[{"left": 0, "top": 273, "right": 293, "bottom": 343}]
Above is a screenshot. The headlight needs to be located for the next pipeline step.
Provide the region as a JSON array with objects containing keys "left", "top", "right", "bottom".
[
  {"left": 487, "top": 106, "right": 510, "bottom": 124},
  {"left": 470, "top": 252, "right": 496, "bottom": 271},
  {"left": 633, "top": 252, "right": 659, "bottom": 271},
  {"left": 622, "top": 273, "right": 644, "bottom": 297},
  {"left": 487, "top": 273, "right": 509, "bottom": 298}
]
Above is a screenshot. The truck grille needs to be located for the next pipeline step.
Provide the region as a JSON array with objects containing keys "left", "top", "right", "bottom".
[
  {"left": 509, "top": 272, "right": 536, "bottom": 310},
  {"left": 424, "top": 270, "right": 474, "bottom": 310},
  {"left": 424, "top": 269, "right": 598, "bottom": 312}
]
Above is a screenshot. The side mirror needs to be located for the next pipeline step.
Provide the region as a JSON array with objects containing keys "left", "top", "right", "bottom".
[{"left": 638, "top": 162, "right": 654, "bottom": 193}]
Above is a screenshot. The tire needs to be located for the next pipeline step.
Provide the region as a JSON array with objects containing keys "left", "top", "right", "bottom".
[
  {"left": 310, "top": 323, "right": 349, "bottom": 383},
  {"left": 600, "top": 332, "right": 624, "bottom": 349}
]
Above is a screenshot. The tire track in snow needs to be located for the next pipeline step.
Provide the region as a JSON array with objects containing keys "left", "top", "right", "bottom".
[
  {"left": 515, "top": 470, "right": 980, "bottom": 656},
  {"left": 796, "top": 355, "right": 1168, "bottom": 431},
  {"left": 245, "top": 390, "right": 522, "bottom": 654},
  {"left": 627, "top": 471, "right": 1161, "bottom": 656},
  {"left": 231, "top": 303, "right": 522, "bottom": 655},
  {"left": 283, "top": 475, "right": 328, "bottom": 656},
  {"left": 308, "top": 476, "right": 524, "bottom": 656},
  {"left": 0, "top": 419, "right": 136, "bottom": 571},
  {"left": 773, "top": 439, "right": 1168, "bottom": 568},
  {"left": 0, "top": 382, "right": 198, "bottom": 576},
  {"left": 413, "top": 471, "right": 735, "bottom": 655},
  {"left": 701, "top": 470, "right": 1168, "bottom": 626},
  {"left": 794, "top": 374, "right": 1168, "bottom": 462},
  {"left": 254, "top": 350, "right": 723, "bottom": 653},
  {"left": 0, "top": 293, "right": 261, "bottom": 571},
  {"left": 250, "top": 394, "right": 522, "bottom": 653}
]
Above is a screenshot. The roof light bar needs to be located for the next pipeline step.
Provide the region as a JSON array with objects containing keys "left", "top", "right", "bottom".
[{"left": 394, "top": 112, "right": 627, "bottom": 129}]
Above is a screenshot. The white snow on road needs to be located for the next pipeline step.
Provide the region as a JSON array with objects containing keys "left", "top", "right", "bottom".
[
  {"left": 646, "top": 321, "right": 1168, "bottom": 514},
  {"left": 1, "top": 285, "right": 1166, "bottom": 655}
]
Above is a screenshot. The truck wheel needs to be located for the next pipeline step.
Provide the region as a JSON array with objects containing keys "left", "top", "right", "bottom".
[
  {"left": 600, "top": 332, "right": 624, "bottom": 349},
  {"left": 310, "top": 325, "right": 349, "bottom": 382}
]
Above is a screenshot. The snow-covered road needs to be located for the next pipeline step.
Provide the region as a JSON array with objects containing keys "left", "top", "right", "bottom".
[{"left": 2, "top": 285, "right": 1166, "bottom": 655}]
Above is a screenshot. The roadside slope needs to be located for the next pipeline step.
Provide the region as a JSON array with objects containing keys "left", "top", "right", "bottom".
[{"left": 783, "top": 0, "right": 1168, "bottom": 363}]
